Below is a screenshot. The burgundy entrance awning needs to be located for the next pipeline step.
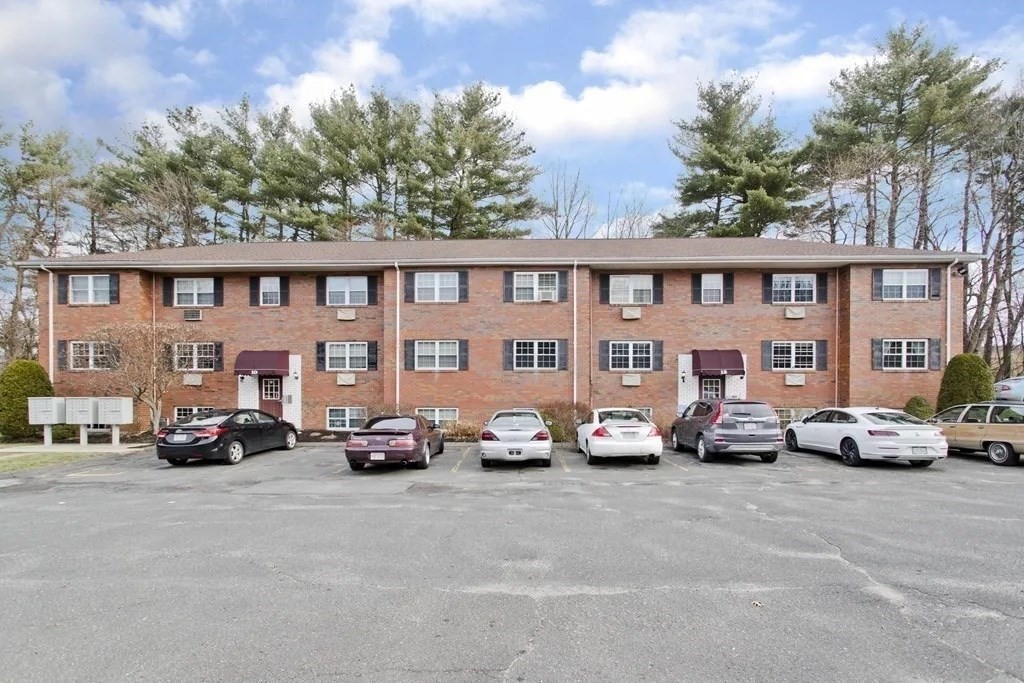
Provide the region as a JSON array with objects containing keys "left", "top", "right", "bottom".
[
  {"left": 692, "top": 349, "right": 745, "bottom": 376},
  {"left": 234, "top": 350, "right": 290, "bottom": 376}
]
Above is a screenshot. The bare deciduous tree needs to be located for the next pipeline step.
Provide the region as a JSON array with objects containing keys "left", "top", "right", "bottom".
[{"left": 539, "top": 161, "right": 595, "bottom": 239}]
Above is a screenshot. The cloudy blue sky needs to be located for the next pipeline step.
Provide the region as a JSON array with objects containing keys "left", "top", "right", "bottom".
[{"left": 1, "top": 0, "right": 1022, "bottom": 224}]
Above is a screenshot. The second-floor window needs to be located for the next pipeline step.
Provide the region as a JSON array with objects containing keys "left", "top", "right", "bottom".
[
  {"left": 415, "top": 272, "right": 459, "bottom": 303},
  {"left": 69, "top": 275, "right": 111, "bottom": 304},
  {"left": 514, "top": 340, "right": 558, "bottom": 370},
  {"left": 260, "top": 277, "right": 281, "bottom": 306},
  {"left": 176, "top": 342, "right": 216, "bottom": 371},
  {"left": 882, "top": 270, "right": 928, "bottom": 300},
  {"left": 701, "top": 274, "right": 724, "bottom": 304},
  {"left": 610, "top": 341, "right": 653, "bottom": 370},
  {"left": 609, "top": 275, "right": 653, "bottom": 305},
  {"left": 882, "top": 339, "right": 927, "bottom": 370},
  {"left": 175, "top": 278, "right": 214, "bottom": 307},
  {"left": 326, "top": 342, "right": 368, "bottom": 371},
  {"left": 772, "top": 274, "right": 816, "bottom": 304},
  {"left": 515, "top": 271, "right": 558, "bottom": 302},
  {"left": 327, "top": 276, "right": 368, "bottom": 306},
  {"left": 772, "top": 341, "right": 816, "bottom": 370},
  {"left": 70, "top": 341, "right": 114, "bottom": 370},
  {"left": 415, "top": 340, "right": 459, "bottom": 371}
]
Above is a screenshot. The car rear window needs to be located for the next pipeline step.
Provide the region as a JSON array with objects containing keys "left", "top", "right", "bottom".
[
  {"left": 991, "top": 405, "right": 1024, "bottom": 423},
  {"left": 863, "top": 412, "right": 927, "bottom": 425},
  {"left": 490, "top": 414, "right": 543, "bottom": 428},
  {"left": 174, "top": 411, "right": 230, "bottom": 426},
  {"left": 723, "top": 403, "right": 776, "bottom": 418},
  {"left": 598, "top": 410, "right": 650, "bottom": 423},
  {"left": 364, "top": 417, "right": 417, "bottom": 430}
]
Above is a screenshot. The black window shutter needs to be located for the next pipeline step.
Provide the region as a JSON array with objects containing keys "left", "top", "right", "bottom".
[
  {"left": 213, "top": 342, "right": 224, "bottom": 371},
  {"left": 762, "top": 273, "right": 773, "bottom": 304},
  {"left": 280, "top": 277, "right": 290, "bottom": 306},
  {"left": 108, "top": 274, "right": 120, "bottom": 304},
  {"left": 929, "top": 268, "right": 941, "bottom": 300},
  {"left": 723, "top": 273, "right": 734, "bottom": 304},
  {"left": 557, "top": 339, "right": 568, "bottom": 370},
  {"left": 761, "top": 341, "right": 772, "bottom": 371},
  {"left": 871, "top": 269, "right": 883, "bottom": 300},
  {"left": 929, "top": 338, "right": 942, "bottom": 370},
  {"left": 163, "top": 277, "right": 174, "bottom": 306},
  {"left": 405, "top": 272, "right": 415, "bottom": 303},
  {"left": 503, "top": 340, "right": 514, "bottom": 370},
  {"left": 599, "top": 340, "right": 610, "bottom": 371},
  {"left": 557, "top": 271, "right": 568, "bottom": 302},
  {"left": 652, "top": 341, "right": 664, "bottom": 371},
  {"left": 503, "top": 271, "right": 514, "bottom": 302},
  {"left": 213, "top": 277, "right": 224, "bottom": 306},
  {"left": 57, "top": 274, "right": 68, "bottom": 304},
  {"left": 871, "top": 339, "right": 883, "bottom": 370},
  {"left": 316, "top": 342, "right": 326, "bottom": 371},
  {"left": 458, "top": 340, "right": 469, "bottom": 371},
  {"left": 404, "top": 340, "right": 415, "bottom": 370},
  {"left": 652, "top": 274, "right": 664, "bottom": 305},
  {"left": 367, "top": 341, "right": 378, "bottom": 371},
  {"left": 459, "top": 271, "right": 469, "bottom": 302},
  {"left": 163, "top": 344, "right": 175, "bottom": 371},
  {"left": 367, "top": 276, "right": 378, "bottom": 306},
  {"left": 816, "top": 273, "right": 828, "bottom": 303},
  {"left": 691, "top": 274, "right": 701, "bottom": 304},
  {"left": 249, "top": 277, "right": 259, "bottom": 306},
  {"left": 316, "top": 276, "right": 326, "bottom": 306},
  {"left": 57, "top": 340, "right": 68, "bottom": 370},
  {"left": 815, "top": 340, "right": 828, "bottom": 371},
  {"left": 599, "top": 274, "right": 610, "bottom": 304}
]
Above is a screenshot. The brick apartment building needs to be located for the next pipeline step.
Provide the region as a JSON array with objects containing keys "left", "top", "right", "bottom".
[{"left": 21, "top": 238, "right": 976, "bottom": 431}]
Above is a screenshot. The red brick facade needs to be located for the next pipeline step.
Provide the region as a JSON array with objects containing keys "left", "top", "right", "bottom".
[{"left": 35, "top": 255, "right": 966, "bottom": 432}]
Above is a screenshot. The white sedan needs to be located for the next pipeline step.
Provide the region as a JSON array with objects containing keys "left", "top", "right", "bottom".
[
  {"left": 576, "top": 407, "right": 662, "bottom": 466},
  {"left": 784, "top": 407, "right": 947, "bottom": 467}
]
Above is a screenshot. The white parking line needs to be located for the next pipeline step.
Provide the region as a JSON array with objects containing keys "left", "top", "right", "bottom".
[
  {"left": 66, "top": 469, "right": 125, "bottom": 478},
  {"left": 558, "top": 451, "right": 571, "bottom": 472},
  {"left": 663, "top": 456, "right": 689, "bottom": 472},
  {"left": 451, "top": 446, "right": 473, "bottom": 473}
]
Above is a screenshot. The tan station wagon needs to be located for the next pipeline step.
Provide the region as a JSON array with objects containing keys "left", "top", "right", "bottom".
[{"left": 928, "top": 402, "right": 1024, "bottom": 465}]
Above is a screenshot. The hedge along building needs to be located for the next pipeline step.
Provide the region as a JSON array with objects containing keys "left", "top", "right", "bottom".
[{"left": 19, "top": 237, "right": 980, "bottom": 432}]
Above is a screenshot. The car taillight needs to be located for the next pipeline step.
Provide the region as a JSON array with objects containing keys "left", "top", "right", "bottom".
[
  {"left": 648, "top": 425, "right": 662, "bottom": 438},
  {"left": 194, "top": 426, "right": 229, "bottom": 438},
  {"left": 709, "top": 404, "right": 723, "bottom": 424},
  {"left": 531, "top": 430, "right": 550, "bottom": 441},
  {"left": 347, "top": 438, "right": 368, "bottom": 447},
  {"left": 388, "top": 438, "right": 417, "bottom": 447},
  {"left": 998, "top": 384, "right": 1010, "bottom": 391},
  {"left": 156, "top": 429, "right": 169, "bottom": 438},
  {"left": 592, "top": 426, "right": 611, "bottom": 437},
  {"left": 867, "top": 429, "right": 899, "bottom": 437},
  {"left": 480, "top": 430, "right": 499, "bottom": 441}
]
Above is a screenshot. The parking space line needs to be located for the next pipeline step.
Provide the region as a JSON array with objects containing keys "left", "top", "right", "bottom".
[
  {"left": 451, "top": 446, "right": 472, "bottom": 473},
  {"left": 558, "top": 451, "right": 571, "bottom": 472},
  {"left": 663, "top": 456, "right": 689, "bottom": 472}
]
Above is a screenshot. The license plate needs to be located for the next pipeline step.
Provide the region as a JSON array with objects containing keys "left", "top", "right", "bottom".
[
  {"left": 370, "top": 452, "right": 386, "bottom": 461},
  {"left": 912, "top": 447, "right": 927, "bottom": 455},
  {"left": 171, "top": 433, "right": 189, "bottom": 442},
  {"left": 743, "top": 423, "right": 757, "bottom": 431},
  {"left": 621, "top": 431, "right": 639, "bottom": 440},
  {"left": 508, "top": 449, "right": 522, "bottom": 456}
]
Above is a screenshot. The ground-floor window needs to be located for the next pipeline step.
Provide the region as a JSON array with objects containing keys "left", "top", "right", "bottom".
[
  {"left": 174, "top": 406, "right": 215, "bottom": 422},
  {"left": 416, "top": 407, "right": 459, "bottom": 424},
  {"left": 882, "top": 339, "right": 927, "bottom": 370},
  {"left": 771, "top": 341, "right": 816, "bottom": 370},
  {"left": 327, "top": 406, "right": 367, "bottom": 430},
  {"left": 70, "top": 341, "right": 114, "bottom": 370},
  {"left": 700, "top": 377, "right": 723, "bottom": 399}
]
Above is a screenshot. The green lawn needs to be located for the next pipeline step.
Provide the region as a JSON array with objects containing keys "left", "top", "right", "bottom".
[{"left": 0, "top": 452, "right": 107, "bottom": 474}]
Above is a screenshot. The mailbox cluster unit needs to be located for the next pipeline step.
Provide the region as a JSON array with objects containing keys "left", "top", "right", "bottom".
[{"left": 27, "top": 397, "right": 135, "bottom": 446}]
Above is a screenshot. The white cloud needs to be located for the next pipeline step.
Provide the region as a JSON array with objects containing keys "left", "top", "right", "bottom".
[
  {"left": 976, "top": 25, "right": 1024, "bottom": 90},
  {"left": 256, "top": 55, "right": 288, "bottom": 80},
  {"left": 747, "top": 48, "right": 872, "bottom": 101},
  {"left": 757, "top": 29, "right": 805, "bottom": 54},
  {"left": 175, "top": 46, "right": 216, "bottom": 66},
  {"left": 338, "top": 0, "right": 537, "bottom": 39},
  {"left": 136, "top": 0, "right": 194, "bottom": 40}
]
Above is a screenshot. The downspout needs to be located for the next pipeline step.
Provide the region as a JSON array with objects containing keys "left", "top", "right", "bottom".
[
  {"left": 152, "top": 273, "right": 157, "bottom": 431},
  {"left": 946, "top": 260, "right": 959, "bottom": 365},
  {"left": 394, "top": 262, "right": 401, "bottom": 409},
  {"left": 572, "top": 260, "right": 578, "bottom": 406},
  {"left": 834, "top": 267, "right": 840, "bottom": 407},
  {"left": 40, "top": 266, "right": 54, "bottom": 379}
]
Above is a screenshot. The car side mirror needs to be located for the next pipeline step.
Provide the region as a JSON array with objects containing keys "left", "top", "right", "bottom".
[
  {"left": 574, "top": 419, "right": 582, "bottom": 425},
  {"left": 926, "top": 418, "right": 937, "bottom": 424},
  {"left": 429, "top": 422, "right": 439, "bottom": 430},
  {"left": 801, "top": 416, "right": 809, "bottom": 423},
  {"left": 545, "top": 420, "right": 552, "bottom": 426}
]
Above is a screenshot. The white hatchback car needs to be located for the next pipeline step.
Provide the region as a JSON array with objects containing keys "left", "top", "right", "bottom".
[
  {"left": 785, "top": 407, "right": 947, "bottom": 467},
  {"left": 479, "top": 409, "right": 552, "bottom": 467},
  {"left": 576, "top": 407, "right": 662, "bottom": 465}
]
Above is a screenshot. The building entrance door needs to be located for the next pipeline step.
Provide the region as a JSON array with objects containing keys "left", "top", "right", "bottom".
[{"left": 259, "top": 376, "right": 283, "bottom": 418}]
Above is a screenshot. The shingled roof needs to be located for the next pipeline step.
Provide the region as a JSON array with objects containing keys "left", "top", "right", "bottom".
[{"left": 18, "top": 237, "right": 980, "bottom": 272}]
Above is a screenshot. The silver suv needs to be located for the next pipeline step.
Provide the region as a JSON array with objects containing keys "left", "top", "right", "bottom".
[{"left": 670, "top": 399, "right": 782, "bottom": 463}]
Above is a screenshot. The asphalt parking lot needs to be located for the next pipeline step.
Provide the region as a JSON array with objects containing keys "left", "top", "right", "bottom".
[{"left": 1, "top": 443, "right": 1023, "bottom": 682}]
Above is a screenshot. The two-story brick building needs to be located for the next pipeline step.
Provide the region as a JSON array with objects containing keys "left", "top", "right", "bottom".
[{"left": 20, "top": 237, "right": 977, "bottom": 431}]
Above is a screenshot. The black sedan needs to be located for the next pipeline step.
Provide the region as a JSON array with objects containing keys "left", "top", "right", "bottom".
[
  {"left": 157, "top": 409, "right": 298, "bottom": 466},
  {"left": 345, "top": 414, "right": 444, "bottom": 470}
]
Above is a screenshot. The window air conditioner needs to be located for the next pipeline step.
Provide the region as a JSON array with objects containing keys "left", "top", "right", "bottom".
[
  {"left": 183, "top": 309, "right": 202, "bottom": 321},
  {"left": 538, "top": 290, "right": 557, "bottom": 302}
]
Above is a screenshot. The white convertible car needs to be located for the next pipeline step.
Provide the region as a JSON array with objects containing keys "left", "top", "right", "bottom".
[
  {"left": 785, "top": 407, "right": 947, "bottom": 467},
  {"left": 576, "top": 407, "right": 662, "bottom": 465}
]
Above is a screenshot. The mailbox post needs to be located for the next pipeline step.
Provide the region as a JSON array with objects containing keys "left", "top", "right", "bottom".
[
  {"left": 28, "top": 397, "right": 67, "bottom": 446},
  {"left": 64, "top": 398, "right": 98, "bottom": 445},
  {"left": 96, "top": 398, "right": 134, "bottom": 446}
]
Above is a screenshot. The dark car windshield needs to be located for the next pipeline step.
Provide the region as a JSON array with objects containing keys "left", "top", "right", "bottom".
[
  {"left": 490, "top": 413, "right": 543, "bottom": 428},
  {"left": 174, "top": 411, "right": 230, "bottom": 427},
  {"left": 723, "top": 402, "right": 776, "bottom": 418},
  {"left": 863, "top": 411, "right": 927, "bottom": 425},
  {"left": 363, "top": 417, "right": 417, "bottom": 430}
]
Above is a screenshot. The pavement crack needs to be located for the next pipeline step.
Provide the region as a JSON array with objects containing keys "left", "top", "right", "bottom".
[{"left": 501, "top": 594, "right": 542, "bottom": 682}]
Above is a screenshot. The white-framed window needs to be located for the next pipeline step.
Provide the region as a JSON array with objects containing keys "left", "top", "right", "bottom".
[
  {"left": 327, "top": 276, "right": 368, "bottom": 306},
  {"left": 882, "top": 270, "right": 928, "bottom": 300},
  {"left": 261, "top": 377, "right": 281, "bottom": 400},
  {"left": 174, "top": 406, "right": 215, "bottom": 421},
  {"left": 772, "top": 274, "right": 816, "bottom": 304},
  {"left": 69, "top": 275, "right": 111, "bottom": 305},
  {"left": 416, "top": 407, "right": 459, "bottom": 424},
  {"left": 326, "top": 342, "right": 368, "bottom": 371},
  {"left": 175, "top": 342, "right": 216, "bottom": 371},
  {"left": 260, "top": 277, "right": 281, "bottom": 306},
  {"left": 610, "top": 341, "right": 653, "bottom": 371},
  {"left": 609, "top": 275, "right": 653, "bottom": 305},
  {"left": 514, "top": 340, "right": 558, "bottom": 370},
  {"left": 415, "top": 340, "right": 459, "bottom": 371},
  {"left": 514, "top": 271, "right": 558, "bottom": 302},
  {"left": 882, "top": 339, "right": 928, "bottom": 370},
  {"left": 700, "top": 377, "right": 723, "bottom": 399},
  {"left": 771, "top": 341, "right": 816, "bottom": 371},
  {"left": 175, "top": 278, "right": 214, "bottom": 307},
  {"left": 633, "top": 407, "right": 654, "bottom": 419},
  {"left": 701, "top": 274, "right": 724, "bottom": 304},
  {"left": 415, "top": 272, "right": 459, "bottom": 303},
  {"left": 327, "top": 406, "right": 367, "bottom": 430},
  {"left": 70, "top": 341, "right": 114, "bottom": 370}
]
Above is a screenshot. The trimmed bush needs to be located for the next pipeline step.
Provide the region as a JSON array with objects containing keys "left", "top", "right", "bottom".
[
  {"left": 441, "top": 420, "right": 482, "bottom": 442},
  {"left": 903, "top": 396, "right": 934, "bottom": 420},
  {"left": 936, "top": 353, "right": 994, "bottom": 412},
  {"left": 0, "top": 360, "right": 54, "bottom": 440},
  {"left": 537, "top": 400, "right": 592, "bottom": 443}
]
